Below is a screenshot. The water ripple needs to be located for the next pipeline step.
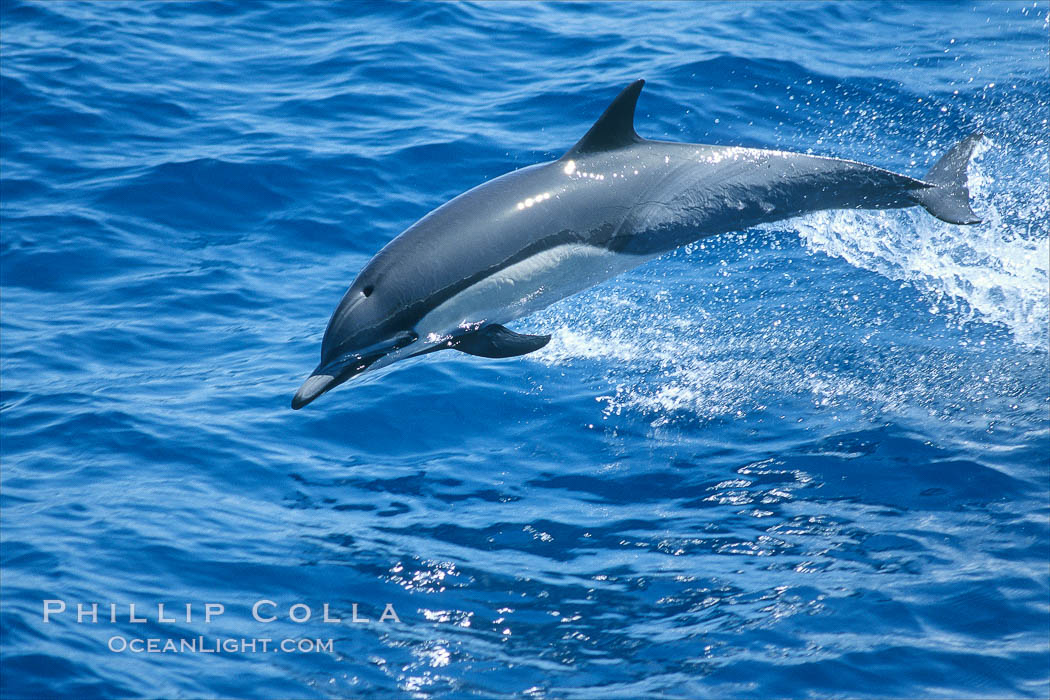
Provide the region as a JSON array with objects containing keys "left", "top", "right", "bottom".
[{"left": 2, "top": 1, "right": 1048, "bottom": 698}]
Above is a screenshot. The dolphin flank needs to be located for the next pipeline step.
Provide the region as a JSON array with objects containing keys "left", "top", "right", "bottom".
[{"left": 292, "top": 79, "right": 983, "bottom": 409}]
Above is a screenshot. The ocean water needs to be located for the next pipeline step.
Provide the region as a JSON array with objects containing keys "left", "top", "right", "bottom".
[{"left": 1, "top": 1, "right": 1048, "bottom": 697}]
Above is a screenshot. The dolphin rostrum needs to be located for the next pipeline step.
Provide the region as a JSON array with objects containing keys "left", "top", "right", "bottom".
[{"left": 292, "top": 79, "right": 982, "bottom": 409}]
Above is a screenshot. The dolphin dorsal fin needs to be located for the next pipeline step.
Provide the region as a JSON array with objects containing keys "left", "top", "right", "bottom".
[{"left": 563, "top": 79, "right": 646, "bottom": 158}]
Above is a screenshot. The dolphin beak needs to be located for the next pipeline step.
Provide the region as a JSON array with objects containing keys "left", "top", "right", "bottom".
[
  {"left": 291, "top": 373, "right": 336, "bottom": 410},
  {"left": 291, "top": 331, "right": 419, "bottom": 410}
]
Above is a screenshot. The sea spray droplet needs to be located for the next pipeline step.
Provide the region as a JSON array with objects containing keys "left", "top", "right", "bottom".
[{"left": 786, "top": 139, "right": 1048, "bottom": 350}]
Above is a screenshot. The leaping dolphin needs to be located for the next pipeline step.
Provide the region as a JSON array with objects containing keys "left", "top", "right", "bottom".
[{"left": 292, "top": 79, "right": 982, "bottom": 409}]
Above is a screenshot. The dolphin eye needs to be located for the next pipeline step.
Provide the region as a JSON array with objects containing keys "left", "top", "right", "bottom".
[{"left": 362, "top": 285, "right": 374, "bottom": 297}]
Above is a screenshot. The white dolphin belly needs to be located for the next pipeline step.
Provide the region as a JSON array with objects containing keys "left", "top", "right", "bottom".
[{"left": 416, "top": 243, "right": 649, "bottom": 344}]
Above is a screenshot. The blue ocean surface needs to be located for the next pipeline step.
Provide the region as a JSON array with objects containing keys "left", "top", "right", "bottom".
[{"left": 1, "top": 1, "right": 1048, "bottom": 698}]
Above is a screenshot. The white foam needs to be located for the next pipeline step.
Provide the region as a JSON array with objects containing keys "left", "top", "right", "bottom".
[
  {"left": 535, "top": 293, "right": 1040, "bottom": 425},
  {"left": 527, "top": 138, "right": 1048, "bottom": 424},
  {"left": 790, "top": 138, "right": 1049, "bottom": 350}
]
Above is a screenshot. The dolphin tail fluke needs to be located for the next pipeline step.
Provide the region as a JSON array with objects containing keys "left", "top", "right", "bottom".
[{"left": 914, "top": 132, "right": 984, "bottom": 225}]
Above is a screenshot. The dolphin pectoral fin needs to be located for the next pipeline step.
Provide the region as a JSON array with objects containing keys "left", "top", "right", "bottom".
[{"left": 450, "top": 324, "right": 551, "bottom": 358}]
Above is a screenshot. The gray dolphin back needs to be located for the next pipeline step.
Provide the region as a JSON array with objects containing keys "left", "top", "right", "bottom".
[{"left": 293, "top": 79, "right": 986, "bottom": 409}]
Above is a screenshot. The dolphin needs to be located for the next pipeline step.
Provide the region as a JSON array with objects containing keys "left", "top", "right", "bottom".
[{"left": 292, "top": 79, "right": 982, "bottom": 409}]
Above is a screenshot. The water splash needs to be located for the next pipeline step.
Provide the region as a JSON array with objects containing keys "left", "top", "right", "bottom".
[
  {"left": 533, "top": 138, "right": 1047, "bottom": 424},
  {"left": 538, "top": 293, "right": 1038, "bottom": 426},
  {"left": 792, "top": 138, "right": 1049, "bottom": 350}
]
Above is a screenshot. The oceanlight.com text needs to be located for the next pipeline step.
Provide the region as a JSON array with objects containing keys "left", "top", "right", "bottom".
[{"left": 108, "top": 636, "right": 334, "bottom": 654}]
